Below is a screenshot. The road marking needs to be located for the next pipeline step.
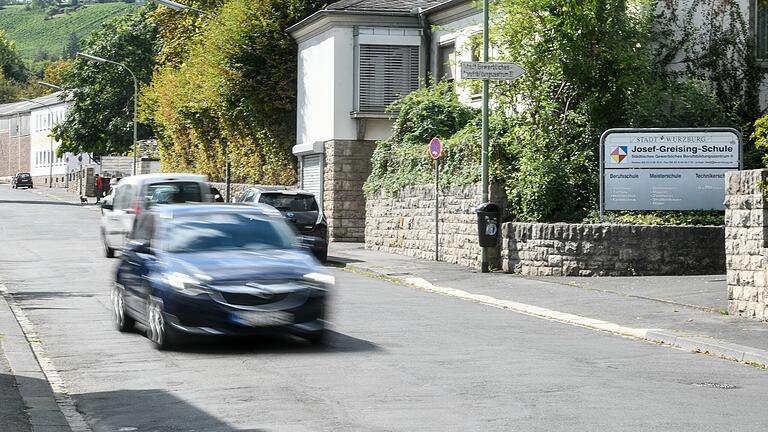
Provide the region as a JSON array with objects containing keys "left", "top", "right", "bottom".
[
  {"left": 402, "top": 277, "right": 656, "bottom": 339},
  {"left": 0, "top": 282, "right": 93, "bottom": 432}
]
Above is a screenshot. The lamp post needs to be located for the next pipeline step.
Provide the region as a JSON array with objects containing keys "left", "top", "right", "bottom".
[
  {"left": 149, "top": 0, "right": 232, "bottom": 201},
  {"left": 38, "top": 81, "right": 63, "bottom": 91},
  {"left": 76, "top": 52, "right": 139, "bottom": 176},
  {"left": 21, "top": 98, "right": 55, "bottom": 188}
]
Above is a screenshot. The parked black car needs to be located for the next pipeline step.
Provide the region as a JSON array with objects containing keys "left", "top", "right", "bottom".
[
  {"left": 237, "top": 187, "right": 328, "bottom": 262},
  {"left": 11, "top": 172, "right": 33, "bottom": 189},
  {"left": 112, "top": 204, "right": 332, "bottom": 350}
]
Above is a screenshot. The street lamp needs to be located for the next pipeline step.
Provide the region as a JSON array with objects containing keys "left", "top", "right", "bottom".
[
  {"left": 76, "top": 52, "right": 139, "bottom": 176},
  {"left": 21, "top": 98, "right": 55, "bottom": 188},
  {"left": 149, "top": 0, "right": 233, "bottom": 202},
  {"left": 151, "top": 0, "right": 207, "bottom": 14},
  {"left": 38, "top": 81, "right": 63, "bottom": 91}
]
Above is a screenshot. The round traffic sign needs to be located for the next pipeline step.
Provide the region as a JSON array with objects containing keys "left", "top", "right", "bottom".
[{"left": 429, "top": 137, "right": 442, "bottom": 159}]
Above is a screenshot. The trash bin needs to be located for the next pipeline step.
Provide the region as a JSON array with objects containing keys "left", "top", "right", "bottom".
[{"left": 476, "top": 202, "right": 500, "bottom": 247}]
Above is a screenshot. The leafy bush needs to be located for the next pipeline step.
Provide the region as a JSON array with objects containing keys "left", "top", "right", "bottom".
[
  {"left": 584, "top": 211, "right": 724, "bottom": 226},
  {"left": 364, "top": 81, "right": 479, "bottom": 195}
]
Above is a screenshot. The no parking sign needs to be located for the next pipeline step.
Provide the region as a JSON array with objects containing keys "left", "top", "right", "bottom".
[{"left": 429, "top": 137, "right": 442, "bottom": 159}]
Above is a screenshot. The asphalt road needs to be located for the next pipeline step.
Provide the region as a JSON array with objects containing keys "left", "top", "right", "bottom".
[{"left": 1, "top": 184, "right": 768, "bottom": 431}]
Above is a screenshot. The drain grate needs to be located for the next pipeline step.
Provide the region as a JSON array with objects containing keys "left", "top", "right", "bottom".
[{"left": 692, "top": 382, "right": 738, "bottom": 389}]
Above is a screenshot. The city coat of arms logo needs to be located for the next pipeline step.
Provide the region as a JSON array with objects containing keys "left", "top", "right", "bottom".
[{"left": 610, "top": 146, "right": 628, "bottom": 163}]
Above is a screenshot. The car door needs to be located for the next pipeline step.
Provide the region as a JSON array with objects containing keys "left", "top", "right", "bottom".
[
  {"left": 121, "top": 212, "right": 156, "bottom": 320},
  {"left": 105, "top": 185, "right": 128, "bottom": 248},
  {"left": 110, "top": 184, "right": 137, "bottom": 249}
]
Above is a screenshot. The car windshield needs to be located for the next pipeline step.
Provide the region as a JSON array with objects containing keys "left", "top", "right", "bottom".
[
  {"left": 145, "top": 182, "right": 203, "bottom": 206},
  {"left": 18, "top": 173, "right": 30, "bottom": 179},
  {"left": 164, "top": 212, "right": 296, "bottom": 253},
  {"left": 259, "top": 193, "right": 318, "bottom": 212}
]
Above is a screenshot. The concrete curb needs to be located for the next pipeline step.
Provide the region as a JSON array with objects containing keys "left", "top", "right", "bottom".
[
  {"left": 331, "top": 257, "right": 768, "bottom": 370},
  {"left": 0, "top": 284, "right": 72, "bottom": 432}
]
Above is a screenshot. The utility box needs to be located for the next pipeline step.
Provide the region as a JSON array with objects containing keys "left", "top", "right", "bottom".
[{"left": 476, "top": 202, "right": 500, "bottom": 247}]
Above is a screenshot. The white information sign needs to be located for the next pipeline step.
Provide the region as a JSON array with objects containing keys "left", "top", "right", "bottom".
[
  {"left": 460, "top": 62, "right": 526, "bottom": 81},
  {"left": 600, "top": 129, "right": 740, "bottom": 212}
]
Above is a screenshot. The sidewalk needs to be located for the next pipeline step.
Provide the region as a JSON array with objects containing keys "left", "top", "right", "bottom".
[{"left": 329, "top": 243, "right": 768, "bottom": 368}]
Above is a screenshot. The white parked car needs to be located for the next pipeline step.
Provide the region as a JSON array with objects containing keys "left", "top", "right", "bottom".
[{"left": 100, "top": 173, "right": 212, "bottom": 258}]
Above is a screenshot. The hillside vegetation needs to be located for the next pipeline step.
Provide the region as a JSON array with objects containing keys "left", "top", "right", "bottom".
[{"left": 0, "top": 3, "right": 134, "bottom": 60}]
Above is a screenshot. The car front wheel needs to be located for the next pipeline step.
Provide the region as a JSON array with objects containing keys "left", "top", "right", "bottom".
[{"left": 147, "top": 297, "right": 176, "bottom": 350}]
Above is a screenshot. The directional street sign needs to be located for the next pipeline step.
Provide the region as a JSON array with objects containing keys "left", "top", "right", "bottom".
[
  {"left": 460, "top": 62, "right": 526, "bottom": 81},
  {"left": 429, "top": 137, "right": 442, "bottom": 159}
]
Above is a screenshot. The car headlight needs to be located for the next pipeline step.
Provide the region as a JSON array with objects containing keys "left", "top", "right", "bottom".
[
  {"left": 303, "top": 272, "right": 335, "bottom": 286},
  {"left": 163, "top": 272, "right": 208, "bottom": 296}
]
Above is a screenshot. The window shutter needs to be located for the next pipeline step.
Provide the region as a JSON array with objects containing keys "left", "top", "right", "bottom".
[
  {"left": 759, "top": 2, "right": 768, "bottom": 60},
  {"left": 358, "top": 45, "right": 420, "bottom": 113}
]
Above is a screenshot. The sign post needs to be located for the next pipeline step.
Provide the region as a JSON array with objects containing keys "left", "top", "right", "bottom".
[
  {"left": 599, "top": 128, "right": 741, "bottom": 217},
  {"left": 460, "top": 59, "right": 526, "bottom": 272},
  {"left": 430, "top": 137, "right": 442, "bottom": 261}
]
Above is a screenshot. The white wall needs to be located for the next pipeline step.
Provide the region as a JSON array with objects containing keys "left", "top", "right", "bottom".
[
  {"left": 29, "top": 102, "right": 67, "bottom": 177},
  {"left": 296, "top": 30, "right": 336, "bottom": 148}
]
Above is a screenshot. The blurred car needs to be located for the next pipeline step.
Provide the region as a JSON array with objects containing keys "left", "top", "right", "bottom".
[
  {"left": 11, "top": 172, "right": 33, "bottom": 189},
  {"left": 111, "top": 204, "right": 332, "bottom": 350},
  {"left": 237, "top": 187, "right": 328, "bottom": 262},
  {"left": 100, "top": 173, "right": 212, "bottom": 258}
]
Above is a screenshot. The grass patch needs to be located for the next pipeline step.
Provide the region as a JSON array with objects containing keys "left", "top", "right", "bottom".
[{"left": 0, "top": 3, "right": 135, "bottom": 61}]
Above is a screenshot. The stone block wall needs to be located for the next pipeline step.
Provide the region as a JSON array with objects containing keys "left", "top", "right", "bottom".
[
  {"left": 365, "top": 183, "right": 506, "bottom": 269},
  {"left": 502, "top": 223, "right": 725, "bottom": 276},
  {"left": 724, "top": 169, "right": 768, "bottom": 320},
  {"left": 0, "top": 134, "right": 30, "bottom": 177},
  {"left": 324, "top": 140, "right": 377, "bottom": 242}
]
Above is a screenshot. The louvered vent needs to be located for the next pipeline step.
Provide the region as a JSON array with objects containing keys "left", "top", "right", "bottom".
[{"left": 358, "top": 45, "right": 419, "bottom": 113}]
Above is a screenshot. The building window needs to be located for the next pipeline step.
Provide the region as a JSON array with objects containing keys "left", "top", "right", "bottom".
[
  {"left": 758, "top": 0, "right": 768, "bottom": 60},
  {"left": 437, "top": 43, "right": 455, "bottom": 82},
  {"left": 358, "top": 44, "right": 420, "bottom": 113}
]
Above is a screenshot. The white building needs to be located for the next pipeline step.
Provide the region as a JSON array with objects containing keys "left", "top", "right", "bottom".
[{"left": 29, "top": 93, "right": 68, "bottom": 186}]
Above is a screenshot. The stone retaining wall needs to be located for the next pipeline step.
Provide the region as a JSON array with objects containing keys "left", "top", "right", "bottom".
[
  {"left": 724, "top": 169, "right": 768, "bottom": 320},
  {"left": 365, "top": 183, "right": 505, "bottom": 269},
  {"left": 502, "top": 223, "right": 725, "bottom": 276}
]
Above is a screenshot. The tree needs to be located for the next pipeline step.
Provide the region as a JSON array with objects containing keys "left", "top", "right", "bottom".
[
  {"left": 142, "top": 0, "right": 324, "bottom": 184},
  {"left": 53, "top": 6, "right": 158, "bottom": 157},
  {"left": 0, "top": 30, "right": 27, "bottom": 84}
]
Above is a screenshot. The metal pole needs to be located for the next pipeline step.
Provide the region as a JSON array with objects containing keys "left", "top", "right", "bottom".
[
  {"left": 480, "top": 0, "right": 490, "bottom": 273},
  {"left": 435, "top": 158, "right": 439, "bottom": 261},
  {"left": 224, "top": 138, "right": 231, "bottom": 202},
  {"left": 132, "top": 77, "right": 137, "bottom": 176}
]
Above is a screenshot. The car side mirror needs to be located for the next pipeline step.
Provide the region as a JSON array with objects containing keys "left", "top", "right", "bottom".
[
  {"left": 125, "top": 240, "right": 152, "bottom": 255},
  {"left": 101, "top": 202, "right": 113, "bottom": 211}
]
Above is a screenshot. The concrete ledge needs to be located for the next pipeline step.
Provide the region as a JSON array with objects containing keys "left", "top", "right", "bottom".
[{"left": 0, "top": 287, "right": 71, "bottom": 432}]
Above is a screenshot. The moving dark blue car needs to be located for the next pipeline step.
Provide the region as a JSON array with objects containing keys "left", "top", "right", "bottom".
[{"left": 111, "top": 204, "right": 333, "bottom": 350}]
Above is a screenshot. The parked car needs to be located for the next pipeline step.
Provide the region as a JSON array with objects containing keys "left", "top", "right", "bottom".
[
  {"left": 11, "top": 172, "right": 33, "bottom": 189},
  {"left": 100, "top": 173, "right": 212, "bottom": 258},
  {"left": 111, "top": 204, "right": 332, "bottom": 349},
  {"left": 237, "top": 187, "right": 328, "bottom": 262}
]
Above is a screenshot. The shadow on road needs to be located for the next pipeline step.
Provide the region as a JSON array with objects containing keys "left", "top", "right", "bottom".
[
  {"left": 10, "top": 291, "right": 95, "bottom": 302},
  {"left": 76, "top": 388, "right": 267, "bottom": 432},
  {"left": 0, "top": 199, "right": 81, "bottom": 207},
  {"left": 149, "top": 329, "right": 382, "bottom": 356}
]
